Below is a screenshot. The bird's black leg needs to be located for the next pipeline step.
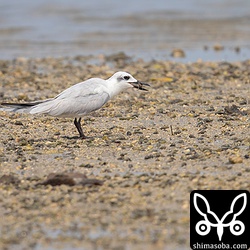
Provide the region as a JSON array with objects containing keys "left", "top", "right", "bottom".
[{"left": 74, "top": 118, "right": 86, "bottom": 139}]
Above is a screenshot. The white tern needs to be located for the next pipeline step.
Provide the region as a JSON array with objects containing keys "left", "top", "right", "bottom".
[{"left": 1, "top": 71, "right": 149, "bottom": 138}]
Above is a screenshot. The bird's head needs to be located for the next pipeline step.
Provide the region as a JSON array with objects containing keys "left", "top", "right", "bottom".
[{"left": 107, "top": 72, "right": 150, "bottom": 96}]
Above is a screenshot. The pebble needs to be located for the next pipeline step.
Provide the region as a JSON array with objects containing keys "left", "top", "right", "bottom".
[
  {"left": 228, "top": 156, "right": 243, "bottom": 164},
  {"left": 170, "top": 48, "right": 186, "bottom": 58},
  {"left": 213, "top": 44, "right": 224, "bottom": 51}
]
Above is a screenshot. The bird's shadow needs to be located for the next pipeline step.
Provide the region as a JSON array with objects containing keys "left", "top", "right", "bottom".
[
  {"left": 62, "top": 135, "right": 82, "bottom": 140},
  {"left": 61, "top": 135, "right": 98, "bottom": 141},
  {"left": 25, "top": 135, "right": 98, "bottom": 143}
]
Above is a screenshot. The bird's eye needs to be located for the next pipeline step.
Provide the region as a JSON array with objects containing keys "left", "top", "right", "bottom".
[{"left": 123, "top": 76, "right": 130, "bottom": 81}]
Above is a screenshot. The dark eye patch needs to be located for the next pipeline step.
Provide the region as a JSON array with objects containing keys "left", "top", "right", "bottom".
[{"left": 123, "top": 76, "right": 130, "bottom": 80}]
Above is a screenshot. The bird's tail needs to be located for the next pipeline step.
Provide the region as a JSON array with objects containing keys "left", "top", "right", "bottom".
[{"left": 0, "top": 101, "right": 47, "bottom": 113}]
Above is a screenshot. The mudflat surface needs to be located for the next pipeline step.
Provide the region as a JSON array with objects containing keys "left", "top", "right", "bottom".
[{"left": 0, "top": 56, "right": 250, "bottom": 250}]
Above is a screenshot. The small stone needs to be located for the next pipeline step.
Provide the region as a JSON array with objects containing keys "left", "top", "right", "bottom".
[
  {"left": 203, "top": 45, "right": 209, "bottom": 50},
  {"left": 79, "top": 163, "right": 94, "bottom": 168},
  {"left": 234, "top": 46, "right": 240, "bottom": 53},
  {"left": 14, "top": 121, "right": 23, "bottom": 125},
  {"left": 229, "top": 156, "right": 243, "bottom": 164},
  {"left": 213, "top": 44, "right": 224, "bottom": 51},
  {"left": 126, "top": 131, "right": 132, "bottom": 136},
  {"left": 170, "top": 48, "right": 186, "bottom": 58},
  {"left": 17, "top": 93, "right": 29, "bottom": 101}
]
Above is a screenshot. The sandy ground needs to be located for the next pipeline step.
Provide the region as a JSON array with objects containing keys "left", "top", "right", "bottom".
[{"left": 0, "top": 56, "right": 250, "bottom": 250}]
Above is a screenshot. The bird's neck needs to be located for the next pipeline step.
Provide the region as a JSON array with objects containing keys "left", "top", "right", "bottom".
[{"left": 107, "top": 82, "right": 128, "bottom": 99}]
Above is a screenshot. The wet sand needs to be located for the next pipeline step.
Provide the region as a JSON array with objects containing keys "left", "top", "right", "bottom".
[{"left": 0, "top": 56, "right": 250, "bottom": 250}]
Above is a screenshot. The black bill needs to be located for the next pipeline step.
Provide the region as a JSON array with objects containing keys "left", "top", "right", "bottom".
[{"left": 130, "top": 81, "right": 150, "bottom": 91}]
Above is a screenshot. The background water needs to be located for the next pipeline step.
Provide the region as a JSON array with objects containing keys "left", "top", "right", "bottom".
[{"left": 0, "top": 0, "right": 250, "bottom": 62}]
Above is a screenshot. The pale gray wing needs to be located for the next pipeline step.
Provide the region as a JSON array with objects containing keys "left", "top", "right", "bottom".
[
  {"left": 54, "top": 78, "right": 107, "bottom": 100},
  {"left": 33, "top": 92, "right": 110, "bottom": 117},
  {"left": 30, "top": 78, "right": 111, "bottom": 117}
]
